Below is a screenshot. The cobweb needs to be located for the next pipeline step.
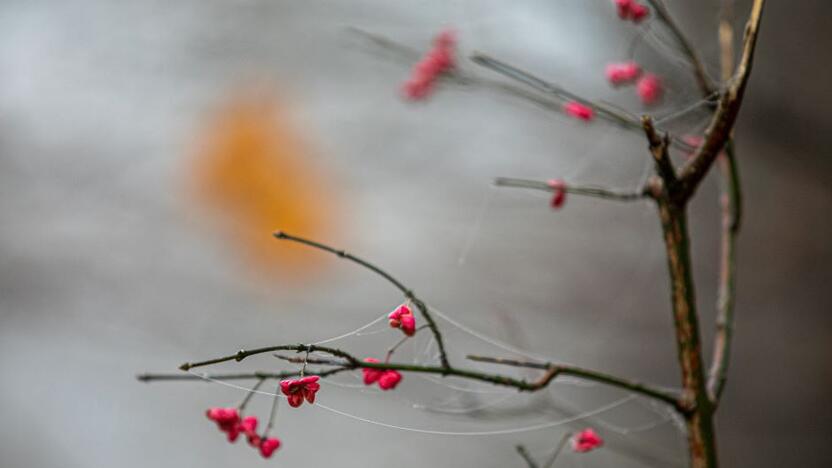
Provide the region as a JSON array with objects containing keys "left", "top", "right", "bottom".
[{"left": 186, "top": 12, "right": 722, "bottom": 466}]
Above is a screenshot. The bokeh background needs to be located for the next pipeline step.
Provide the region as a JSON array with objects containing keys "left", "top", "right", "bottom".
[{"left": 1, "top": 1, "right": 830, "bottom": 467}]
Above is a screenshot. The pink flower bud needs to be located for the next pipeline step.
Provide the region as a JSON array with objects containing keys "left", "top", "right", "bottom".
[
  {"left": 240, "top": 416, "right": 260, "bottom": 446},
  {"left": 572, "top": 428, "right": 604, "bottom": 453},
  {"left": 564, "top": 101, "right": 594, "bottom": 122},
  {"left": 259, "top": 437, "right": 281, "bottom": 458},
  {"left": 402, "top": 78, "right": 433, "bottom": 100},
  {"left": 362, "top": 358, "right": 384, "bottom": 385},
  {"left": 605, "top": 61, "right": 642, "bottom": 86},
  {"left": 378, "top": 370, "right": 403, "bottom": 390},
  {"left": 240, "top": 416, "right": 258, "bottom": 434},
  {"left": 613, "top": 0, "right": 649, "bottom": 23},
  {"left": 225, "top": 424, "right": 241, "bottom": 443},
  {"left": 279, "top": 376, "right": 321, "bottom": 408},
  {"left": 388, "top": 304, "right": 416, "bottom": 336},
  {"left": 630, "top": 3, "right": 649, "bottom": 22},
  {"left": 636, "top": 73, "right": 663, "bottom": 105},
  {"left": 546, "top": 179, "right": 567, "bottom": 209},
  {"left": 614, "top": 0, "right": 634, "bottom": 19},
  {"left": 399, "top": 314, "right": 416, "bottom": 336},
  {"left": 402, "top": 29, "right": 457, "bottom": 101}
]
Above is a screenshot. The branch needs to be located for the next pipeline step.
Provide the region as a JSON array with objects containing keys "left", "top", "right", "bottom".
[
  {"left": 466, "top": 355, "right": 682, "bottom": 411},
  {"left": 644, "top": 0, "right": 716, "bottom": 97},
  {"left": 178, "top": 344, "right": 358, "bottom": 371},
  {"left": 470, "top": 53, "right": 697, "bottom": 153},
  {"left": 493, "top": 177, "right": 649, "bottom": 202},
  {"left": 348, "top": 28, "right": 603, "bottom": 128},
  {"left": 273, "top": 354, "right": 348, "bottom": 367},
  {"left": 707, "top": 2, "right": 744, "bottom": 405},
  {"left": 641, "top": 115, "right": 677, "bottom": 186},
  {"left": 541, "top": 434, "right": 571, "bottom": 468},
  {"left": 677, "top": 0, "right": 765, "bottom": 198},
  {"left": 149, "top": 343, "right": 684, "bottom": 410},
  {"left": 707, "top": 143, "right": 741, "bottom": 406},
  {"left": 137, "top": 367, "right": 351, "bottom": 382},
  {"left": 272, "top": 231, "right": 451, "bottom": 369},
  {"left": 516, "top": 445, "right": 541, "bottom": 468}
]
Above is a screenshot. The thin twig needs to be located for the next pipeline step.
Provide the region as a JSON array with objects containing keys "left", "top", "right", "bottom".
[
  {"left": 466, "top": 355, "right": 682, "bottom": 411},
  {"left": 708, "top": 142, "right": 741, "bottom": 405},
  {"left": 137, "top": 367, "right": 352, "bottom": 382},
  {"left": 493, "top": 177, "right": 649, "bottom": 202},
  {"left": 470, "top": 53, "right": 698, "bottom": 153},
  {"left": 678, "top": 0, "right": 765, "bottom": 198},
  {"left": 263, "top": 388, "right": 280, "bottom": 437},
  {"left": 386, "top": 325, "right": 428, "bottom": 363},
  {"left": 516, "top": 445, "right": 541, "bottom": 468},
  {"left": 272, "top": 231, "right": 452, "bottom": 369},
  {"left": 273, "top": 354, "right": 348, "bottom": 367},
  {"left": 238, "top": 378, "right": 266, "bottom": 412},
  {"left": 179, "top": 344, "right": 357, "bottom": 371},
  {"left": 641, "top": 115, "right": 677, "bottom": 187},
  {"left": 708, "top": 1, "right": 743, "bottom": 406},
  {"left": 541, "top": 433, "right": 571, "bottom": 468},
  {"left": 643, "top": 0, "right": 717, "bottom": 97}
]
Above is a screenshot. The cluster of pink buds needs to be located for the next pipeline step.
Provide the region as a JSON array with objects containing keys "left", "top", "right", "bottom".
[
  {"left": 571, "top": 428, "right": 604, "bottom": 453},
  {"left": 362, "top": 358, "right": 403, "bottom": 390},
  {"left": 206, "top": 408, "right": 281, "bottom": 458},
  {"left": 563, "top": 101, "right": 594, "bottom": 122},
  {"left": 614, "top": 0, "right": 649, "bottom": 23},
  {"left": 279, "top": 376, "right": 320, "bottom": 408},
  {"left": 604, "top": 61, "right": 663, "bottom": 106},
  {"left": 402, "top": 29, "right": 456, "bottom": 100},
  {"left": 388, "top": 303, "right": 416, "bottom": 336},
  {"left": 546, "top": 179, "right": 567, "bottom": 209}
]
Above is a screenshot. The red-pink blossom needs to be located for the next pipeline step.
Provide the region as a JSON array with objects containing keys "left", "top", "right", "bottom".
[
  {"left": 388, "top": 303, "right": 416, "bottom": 336},
  {"left": 259, "top": 437, "right": 281, "bottom": 458},
  {"left": 402, "top": 29, "right": 456, "bottom": 101},
  {"left": 206, "top": 407, "right": 240, "bottom": 431},
  {"left": 636, "top": 73, "right": 663, "bottom": 105},
  {"left": 279, "top": 376, "right": 321, "bottom": 408},
  {"left": 605, "top": 61, "right": 642, "bottom": 85},
  {"left": 239, "top": 416, "right": 261, "bottom": 447},
  {"left": 362, "top": 358, "right": 404, "bottom": 390},
  {"left": 630, "top": 3, "right": 649, "bottom": 22},
  {"left": 615, "top": 0, "right": 633, "bottom": 18},
  {"left": 546, "top": 179, "right": 567, "bottom": 209},
  {"left": 564, "top": 101, "right": 594, "bottom": 122},
  {"left": 378, "top": 370, "right": 403, "bottom": 390},
  {"left": 572, "top": 428, "right": 604, "bottom": 453},
  {"left": 206, "top": 407, "right": 242, "bottom": 442},
  {"left": 614, "top": 0, "right": 649, "bottom": 23},
  {"left": 362, "top": 358, "right": 384, "bottom": 385}
]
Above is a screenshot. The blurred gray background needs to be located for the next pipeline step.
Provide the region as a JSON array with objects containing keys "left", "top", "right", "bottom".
[{"left": 1, "top": 1, "right": 830, "bottom": 467}]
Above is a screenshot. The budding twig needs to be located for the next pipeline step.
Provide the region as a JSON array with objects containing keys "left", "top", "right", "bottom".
[
  {"left": 272, "top": 231, "right": 452, "bottom": 370},
  {"left": 470, "top": 53, "right": 698, "bottom": 153},
  {"left": 493, "top": 177, "right": 649, "bottom": 202},
  {"left": 643, "top": 0, "right": 717, "bottom": 97}
]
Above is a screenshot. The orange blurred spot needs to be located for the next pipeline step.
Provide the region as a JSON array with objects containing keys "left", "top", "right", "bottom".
[{"left": 187, "top": 89, "right": 338, "bottom": 280}]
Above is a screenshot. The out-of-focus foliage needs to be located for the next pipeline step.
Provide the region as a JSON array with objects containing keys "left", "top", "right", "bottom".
[{"left": 188, "top": 89, "right": 338, "bottom": 279}]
